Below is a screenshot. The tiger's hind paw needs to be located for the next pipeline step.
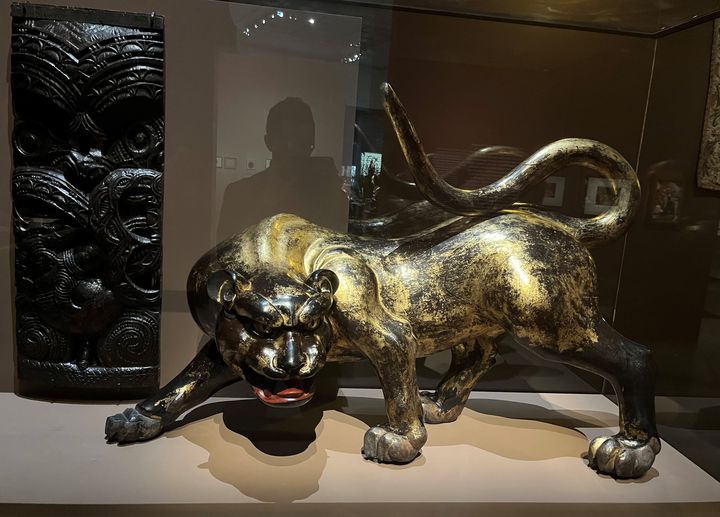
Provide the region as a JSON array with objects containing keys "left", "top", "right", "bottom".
[{"left": 587, "top": 435, "right": 660, "bottom": 479}]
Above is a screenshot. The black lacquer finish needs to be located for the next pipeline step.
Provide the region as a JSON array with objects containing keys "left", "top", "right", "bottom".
[{"left": 10, "top": 4, "right": 164, "bottom": 398}]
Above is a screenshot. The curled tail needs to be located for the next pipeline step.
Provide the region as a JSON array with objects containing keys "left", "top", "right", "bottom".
[{"left": 381, "top": 83, "right": 641, "bottom": 247}]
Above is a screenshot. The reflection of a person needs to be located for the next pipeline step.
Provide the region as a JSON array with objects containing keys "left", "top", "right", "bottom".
[
  {"left": 367, "top": 158, "right": 377, "bottom": 177},
  {"left": 361, "top": 159, "right": 377, "bottom": 201},
  {"left": 653, "top": 182, "right": 681, "bottom": 222},
  {"left": 217, "top": 97, "right": 348, "bottom": 242}
]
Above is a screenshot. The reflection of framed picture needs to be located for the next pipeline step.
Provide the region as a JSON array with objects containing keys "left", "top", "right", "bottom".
[
  {"left": 215, "top": 156, "right": 223, "bottom": 168},
  {"left": 542, "top": 176, "right": 565, "bottom": 207},
  {"left": 584, "top": 177, "right": 631, "bottom": 215},
  {"left": 647, "top": 179, "right": 683, "bottom": 225},
  {"left": 223, "top": 157, "right": 237, "bottom": 170},
  {"left": 360, "top": 152, "right": 382, "bottom": 177}
]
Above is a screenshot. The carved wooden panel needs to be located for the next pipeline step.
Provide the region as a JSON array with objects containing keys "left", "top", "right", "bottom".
[{"left": 10, "top": 4, "right": 164, "bottom": 398}]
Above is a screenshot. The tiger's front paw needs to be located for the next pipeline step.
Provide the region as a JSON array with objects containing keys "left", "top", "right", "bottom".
[
  {"left": 587, "top": 434, "right": 660, "bottom": 478},
  {"left": 361, "top": 424, "right": 427, "bottom": 464},
  {"left": 105, "top": 407, "right": 163, "bottom": 444},
  {"left": 420, "top": 391, "right": 462, "bottom": 424}
]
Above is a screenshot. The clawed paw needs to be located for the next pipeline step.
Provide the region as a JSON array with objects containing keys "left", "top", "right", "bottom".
[
  {"left": 361, "top": 424, "right": 426, "bottom": 464},
  {"left": 105, "top": 407, "right": 163, "bottom": 444},
  {"left": 420, "top": 391, "right": 462, "bottom": 424},
  {"left": 587, "top": 435, "right": 660, "bottom": 478}
]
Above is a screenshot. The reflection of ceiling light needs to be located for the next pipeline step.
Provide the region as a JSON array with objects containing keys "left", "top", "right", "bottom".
[
  {"left": 343, "top": 51, "right": 362, "bottom": 64},
  {"left": 241, "top": 9, "right": 358, "bottom": 55}
]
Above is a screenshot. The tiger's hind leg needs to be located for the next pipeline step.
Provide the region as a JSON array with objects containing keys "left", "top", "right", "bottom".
[
  {"left": 515, "top": 319, "right": 660, "bottom": 479},
  {"left": 421, "top": 336, "right": 498, "bottom": 424}
]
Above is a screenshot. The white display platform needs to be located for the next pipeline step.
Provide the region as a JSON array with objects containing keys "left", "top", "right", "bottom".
[{"left": 1, "top": 389, "right": 719, "bottom": 516}]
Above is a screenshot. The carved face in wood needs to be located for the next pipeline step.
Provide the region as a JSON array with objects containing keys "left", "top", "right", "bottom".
[{"left": 12, "top": 20, "right": 164, "bottom": 188}]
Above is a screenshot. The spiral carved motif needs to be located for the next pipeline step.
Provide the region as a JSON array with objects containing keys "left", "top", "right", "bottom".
[
  {"left": 17, "top": 314, "right": 72, "bottom": 362},
  {"left": 98, "top": 311, "right": 159, "bottom": 367}
]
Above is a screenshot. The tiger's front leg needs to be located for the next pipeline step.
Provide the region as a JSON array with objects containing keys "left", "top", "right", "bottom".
[
  {"left": 358, "top": 320, "right": 427, "bottom": 464},
  {"left": 328, "top": 258, "right": 427, "bottom": 464},
  {"left": 105, "top": 340, "right": 240, "bottom": 443}
]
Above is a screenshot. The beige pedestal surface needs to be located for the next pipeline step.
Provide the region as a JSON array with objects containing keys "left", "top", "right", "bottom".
[{"left": 1, "top": 389, "right": 719, "bottom": 516}]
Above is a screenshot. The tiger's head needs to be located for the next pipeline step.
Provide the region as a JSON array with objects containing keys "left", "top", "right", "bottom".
[{"left": 207, "top": 268, "right": 339, "bottom": 408}]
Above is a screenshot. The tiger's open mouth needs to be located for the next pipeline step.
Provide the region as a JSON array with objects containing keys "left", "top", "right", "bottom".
[{"left": 242, "top": 366, "right": 315, "bottom": 407}]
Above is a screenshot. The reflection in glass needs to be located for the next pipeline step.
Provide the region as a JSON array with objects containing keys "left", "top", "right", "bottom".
[
  {"left": 217, "top": 97, "right": 347, "bottom": 241},
  {"left": 213, "top": 5, "right": 362, "bottom": 242}
]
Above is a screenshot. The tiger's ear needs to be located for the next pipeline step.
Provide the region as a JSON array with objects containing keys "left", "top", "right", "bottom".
[
  {"left": 305, "top": 269, "right": 339, "bottom": 294},
  {"left": 207, "top": 269, "right": 246, "bottom": 308}
]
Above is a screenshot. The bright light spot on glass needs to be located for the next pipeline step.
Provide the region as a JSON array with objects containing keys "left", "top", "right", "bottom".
[
  {"left": 309, "top": 18, "right": 315, "bottom": 24},
  {"left": 277, "top": 10, "right": 284, "bottom": 17},
  {"left": 342, "top": 50, "right": 363, "bottom": 64},
  {"left": 262, "top": 19, "right": 266, "bottom": 24}
]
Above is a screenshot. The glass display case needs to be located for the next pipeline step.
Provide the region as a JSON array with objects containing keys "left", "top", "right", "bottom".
[{"left": 1, "top": 0, "right": 720, "bottom": 514}]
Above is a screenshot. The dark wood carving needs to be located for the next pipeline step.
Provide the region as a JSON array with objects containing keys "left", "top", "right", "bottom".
[{"left": 10, "top": 4, "right": 164, "bottom": 398}]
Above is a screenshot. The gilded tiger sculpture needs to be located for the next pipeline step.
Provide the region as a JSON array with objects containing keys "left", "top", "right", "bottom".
[{"left": 106, "top": 83, "right": 660, "bottom": 479}]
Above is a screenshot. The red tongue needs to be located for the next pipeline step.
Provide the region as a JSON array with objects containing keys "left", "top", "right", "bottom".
[
  {"left": 251, "top": 384, "right": 313, "bottom": 405},
  {"left": 276, "top": 387, "right": 305, "bottom": 397}
]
